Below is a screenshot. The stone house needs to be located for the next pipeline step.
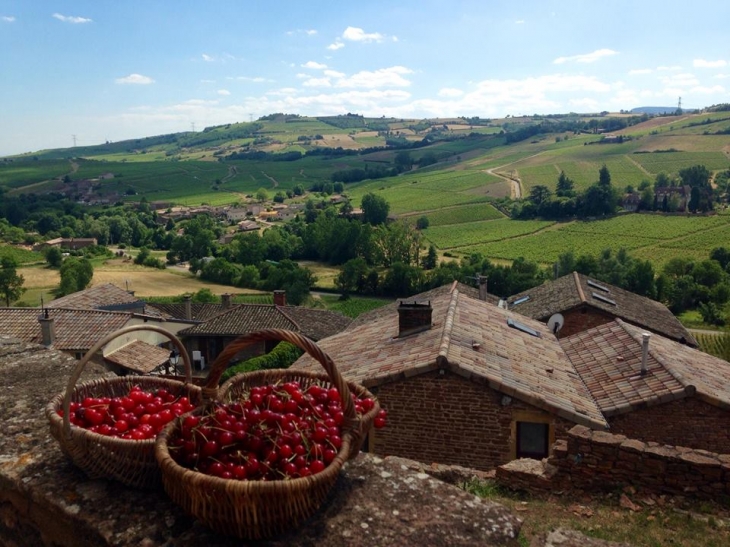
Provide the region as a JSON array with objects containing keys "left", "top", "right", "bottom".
[
  {"left": 292, "top": 284, "right": 608, "bottom": 471},
  {"left": 506, "top": 272, "right": 697, "bottom": 346},
  {"left": 562, "top": 318, "right": 730, "bottom": 454},
  {"left": 34, "top": 237, "right": 98, "bottom": 251},
  {"left": 654, "top": 185, "right": 691, "bottom": 212}
]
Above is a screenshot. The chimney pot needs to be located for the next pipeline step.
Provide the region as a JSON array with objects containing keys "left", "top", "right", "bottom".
[
  {"left": 273, "top": 290, "right": 286, "bottom": 306},
  {"left": 183, "top": 294, "right": 192, "bottom": 320},
  {"left": 478, "top": 275, "right": 488, "bottom": 301},
  {"left": 640, "top": 332, "right": 651, "bottom": 375},
  {"left": 38, "top": 314, "right": 56, "bottom": 347},
  {"left": 222, "top": 293, "right": 232, "bottom": 309},
  {"left": 397, "top": 301, "right": 432, "bottom": 337}
]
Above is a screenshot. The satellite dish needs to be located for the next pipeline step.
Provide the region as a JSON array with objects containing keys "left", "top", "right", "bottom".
[{"left": 547, "top": 313, "right": 565, "bottom": 335}]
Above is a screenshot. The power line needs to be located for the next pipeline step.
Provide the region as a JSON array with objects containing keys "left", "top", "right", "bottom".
[{"left": 71, "top": 135, "right": 77, "bottom": 147}]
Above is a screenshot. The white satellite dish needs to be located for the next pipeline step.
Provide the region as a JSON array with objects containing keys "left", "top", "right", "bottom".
[{"left": 547, "top": 313, "right": 565, "bottom": 335}]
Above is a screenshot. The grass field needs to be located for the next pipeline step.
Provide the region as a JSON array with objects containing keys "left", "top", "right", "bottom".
[{"left": 0, "top": 245, "right": 43, "bottom": 265}]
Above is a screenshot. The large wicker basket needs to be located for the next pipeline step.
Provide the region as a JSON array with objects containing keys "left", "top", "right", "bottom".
[
  {"left": 46, "top": 324, "right": 202, "bottom": 489},
  {"left": 155, "top": 329, "right": 380, "bottom": 540}
]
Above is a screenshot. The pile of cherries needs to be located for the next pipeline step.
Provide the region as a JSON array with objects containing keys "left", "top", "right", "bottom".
[
  {"left": 167, "top": 381, "right": 387, "bottom": 480},
  {"left": 61, "top": 385, "right": 197, "bottom": 440}
]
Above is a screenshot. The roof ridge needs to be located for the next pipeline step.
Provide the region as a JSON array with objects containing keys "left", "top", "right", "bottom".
[
  {"left": 573, "top": 271, "right": 586, "bottom": 303},
  {"left": 437, "top": 289, "right": 459, "bottom": 364},
  {"left": 276, "top": 306, "right": 302, "bottom": 331}
]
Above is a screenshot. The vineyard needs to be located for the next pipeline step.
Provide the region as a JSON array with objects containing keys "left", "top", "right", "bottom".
[
  {"left": 417, "top": 203, "right": 504, "bottom": 226},
  {"left": 694, "top": 332, "right": 730, "bottom": 361},
  {"left": 0, "top": 245, "right": 43, "bottom": 265},
  {"left": 424, "top": 219, "right": 554, "bottom": 249}
]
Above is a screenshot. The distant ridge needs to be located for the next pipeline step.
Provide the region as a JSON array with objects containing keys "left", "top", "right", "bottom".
[{"left": 630, "top": 106, "right": 678, "bottom": 115}]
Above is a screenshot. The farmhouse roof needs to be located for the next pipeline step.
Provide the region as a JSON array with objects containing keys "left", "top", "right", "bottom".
[
  {"left": 506, "top": 272, "right": 696, "bottom": 346},
  {"left": 291, "top": 287, "right": 607, "bottom": 429},
  {"left": 148, "top": 302, "right": 229, "bottom": 322},
  {"left": 104, "top": 340, "right": 171, "bottom": 375},
  {"left": 177, "top": 304, "right": 351, "bottom": 341},
  {"left": 47, "top": 283, "right": 171, "bottom": 320},
  {"left": 0, "top": 308, "right": 131, "bottom": 352},
  {"left": 562, "top": 319, "right": 730, "bottom": 415},
  {"left": 348, "top": 281, "right": 499, "bottom": 330}
]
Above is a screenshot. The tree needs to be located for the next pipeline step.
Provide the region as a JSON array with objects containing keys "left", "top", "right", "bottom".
[
  {"left": 335, "top": 257, "right": 369, "bottom": 294},
  {"left": 598, "top": 164, "right": 611, "bottom": 188},
  {"left": 528, "top": 185, "right": 552, "bottom": 206},
  {"left": 394, "top": 151, "right": 413, "bottom": 172},
  {"left": 555, "top": 171, "right": 575, "bottom": 198},
  {"left": 361, "top": 193, "right": 390, "bottom": 225},
  {"left": 415, "top": 216, "right": 430, "bottom": 230},
  {"left": 422, "top": 244, "right": 438, "bottom": 270},
  {"left": 58, "top": 257, "right": 93, "bottom": 296},
  {"left": 0, "top": 257, "right": 25, "bottom": 306},
  {"left": 43, "top": 246, "right": 63, "bottom": 268},
  {"left": 256, "top": 188, "right": 269, "bottom": 203}
]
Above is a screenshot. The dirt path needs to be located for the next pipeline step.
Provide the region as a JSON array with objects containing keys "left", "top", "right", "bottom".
[
  {"left": 221, "top": 165, "right": 238, "bottom": 183},
  {"left": 261, "top": 172, "right": 279, "bottom": 188},
  {"left": 625, "top": 155, "right": 652, "bottom": 176},
  {"left": 483, "top": 152, "right": 544, "bottom": 200}
]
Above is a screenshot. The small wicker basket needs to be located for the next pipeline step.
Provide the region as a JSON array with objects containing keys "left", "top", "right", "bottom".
[
  {"left": 46, "top": 324, "right": 202, "bottom": 489},
  {"left": 155, "top": 328, "right": 380, "bottom": 540}
]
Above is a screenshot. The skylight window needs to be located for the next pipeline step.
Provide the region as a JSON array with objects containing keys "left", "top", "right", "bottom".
[
  {"left": 587, "top": 280, "right": 610, "bottom": 293},
  {"left": 592, "top": 292, "right": 617, "bottom": 306},
  {"left": 511, "top": 295, "right": 530, "bottom": 307},
  {"left": 507, "top": 317, "right": 542, "bottom": 338}
]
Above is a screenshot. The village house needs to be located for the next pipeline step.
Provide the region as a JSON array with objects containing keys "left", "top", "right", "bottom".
[
  {"left": 292, "top": 284, "right": 608, "bottom": 471},
  {"left": 176, "top": 291, "right": 351, "bottom": 368},
  {"left": 506, "top": 272, "right": 697, "bottom": 346},
  {"left": 34, "top": 237, "right": 98, "bottom": 251},
  {"left": 292, "top": 281, "right": 730, "bottom": 471},
  {"left": 621, "top": 192, "right": 641, "bottom": 212},
  {"left": 654, "top": 185, "right": 691, "bottom": 212}
]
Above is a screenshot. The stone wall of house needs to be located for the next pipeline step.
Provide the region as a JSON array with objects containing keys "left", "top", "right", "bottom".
[
  {"left": 496, "top": 425, "right": 730, "bottom": 500},
  {"left": 371, "top": 370, "right": 574, "bottom": 471},
  {"left": 607, "top": 397, "right": 730, "bottom": 454},
  {"left": 560, "top": 307, "right": 614, "bottom": 338}
]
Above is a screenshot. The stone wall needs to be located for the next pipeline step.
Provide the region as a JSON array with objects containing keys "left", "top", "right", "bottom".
[
  {"left": 607, "top": 396, "right": 730, "bottom": 454},
  {"left": 371, "top": 370, "right": 574, "bottom": 471},
  {"left": 496, "top": 425, "right": 730, "bottom": 500}
]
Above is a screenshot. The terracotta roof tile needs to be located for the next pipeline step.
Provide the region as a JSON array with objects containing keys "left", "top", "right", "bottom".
[
  {"left": 148, "top": 302, "right": 229, "bottom": 321},
  {"left": 104, "top": 340, "right": 171, "bottom": 374},
  {"left": 292, "top": 288, "right": 606, "bottom": 429},
  {"left": 0, "top": 308, "right": 131, "bottom": 351},
  {"left": 562, "top": 319, "right": 730, "bottom": 415},
  {"left": 45, "top": 283, "right": 171, "bottom": 319},
  {"left": 177, "top": 304, "right": 350, "bottom": 341},
  {"left": 507, "top": 272, "right": 696, "bottom": 346}
]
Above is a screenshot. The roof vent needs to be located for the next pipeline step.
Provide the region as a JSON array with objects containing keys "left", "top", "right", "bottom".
[
  {"left": 592, "top": 292, "right": 617, "bottom": 306},
  {"left": 507, "top": 317, "right": 542, "bottom": 338},
  {"left": 511, "top": 295, "right": 530, "bottom": 307},
  {"left": 397, "top": 301, "right": 432, "bottom": 337},
  {"left": 640, "top": 332, "right": 651, "bottom": 376},
  {"left": 587, "top": 279, "right": 610, "bottom": 293}
]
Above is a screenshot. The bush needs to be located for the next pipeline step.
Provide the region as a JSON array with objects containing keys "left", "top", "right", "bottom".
[{"left": 220, "top": 342, "right": 304, "bottom": 383}]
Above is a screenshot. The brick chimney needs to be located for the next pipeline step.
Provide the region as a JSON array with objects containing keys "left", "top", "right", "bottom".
[
  {"left": 477, "top": 275, "right": 488, "bottom": 302},
  {"left": 183, "top": 294, "right": 192, "bottom": 320},
  {"left": 640, "top": 332, "right": 651, "bottom": 376},
  {"left": 221, "top": 293, "right": 232, "bottom": 309},
  {"left": 397, "top": 301, "right": 432, "bottom": 337},
  {"left": 38, "top": 309, "right": 55, "bottom": 347},
  {"left": 273, "top": 290, "right": 286, "bottom": 306}
]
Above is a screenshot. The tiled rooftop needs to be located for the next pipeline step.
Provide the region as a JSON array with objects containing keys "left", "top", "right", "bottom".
[
  {"left": 47, "top": 283, "right": 139, "bottom": 310},
  {"left": 104, "top": 340, "right": 171, "bottom": 374},
  {"left": 292, "top": 287, "right": 607, "bottom": 429},
  {"left": 0, "top": 308, "right": 131, "bottom": 351},
  {"left": 147, "top": 302, "right": 229, "bottom": 322},
  {"left": 178, "top": 304, "right": 351, "bottom": 341},
  {"left": 506, "top": 272, "right": 697, "bottom": 346},
  {"left": 562, "top": 319, "right": 730, "bottom": 415}
]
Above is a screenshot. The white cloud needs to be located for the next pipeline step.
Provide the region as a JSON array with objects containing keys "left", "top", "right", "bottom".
[
  {"left": 115, "top": 74, "right": 155, "bottom": 85},
  {"left": 569, "top": 98, "right": 600, "bottom": 110},
  {"left": 553, "top": 48, "right": 618, "bottom": 64},
  {"left": 689, "top": 85, "right": 726, "bottom": 95},
  {"left": 335, "top": 66, "right": 413, "bottom": 89},
  {"left": 287, "top": 29, "right": 317, "bottom": 36},
  {"left": 302, "top": 61, "right": 328, "bottom": 70},
  {"left": 657, "top": 65, "right": 682, "bottom": 71},
  {"left": 342, "top": 26, "right": 385, "bottom": 43},
  {"left": 200, "top": 79, "right": 216, "bottom": 84},
  {"left": 202, "top": 54, "right": 214, "bottom": 62},
  {"left": 235, "top": 76, "right": 272, "bottom": 83},
  {"left": 324, "top": 69, "right": 345, "bottom": 79},
  {"left": 694, "top": 59, "right": 728, "bottom": 68},
  {"left": 302, "top": 78, "right": 332, "bottom": 88},
  {"left": 628, "top": 68, "right": 652, "bottom": 75},
  {"left": 327, "top": 41, "right": 345, "bottom": 51},
  {"left": 660, "top": 72, "right": 699, "bottom": 87},
  {"left": 515, "top": 20, "right": 525, "bottom": 24},
  {"left": 438, "top": 88, "right": 464, "bottom": 98},
  {"left": 52, "top": 13, "right": 92, "bottom": 24},
  {"left": 2, "top": 15, "right": 15, "bottom": 22},
  {"left": 217, "top": 89, "right": 231, "bottom": 96},
  {"left": 714, "top": 74, "right": 730, "bottom": 80}
]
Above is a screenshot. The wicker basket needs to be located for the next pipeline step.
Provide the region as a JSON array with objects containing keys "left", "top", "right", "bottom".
[
  {"left": 155, "top": 328, "right": 380, "bottom": 540},
  {"left": 46, "top": 324, "right": 202, "bottom": 489}
]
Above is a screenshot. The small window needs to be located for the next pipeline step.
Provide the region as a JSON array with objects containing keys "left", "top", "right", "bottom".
[
  {"left": 511, "top": 295, "right": 530, "bottom": 307},
  {"left": 587, "top": 279, "right": 610, "bottom": 293},
  {"left": 516, "top": 422, "right": 550, "bottom": 459},
  {"left": 507, "top": 317, "right": 542, "bottom": 338},
  {"left": 592, "top": 292, "right": 617, "bottom": 306}
]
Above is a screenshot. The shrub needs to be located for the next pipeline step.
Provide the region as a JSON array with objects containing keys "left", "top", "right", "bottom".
[{"left": 220, "top": 341, "right": 304, "bottom": 383}]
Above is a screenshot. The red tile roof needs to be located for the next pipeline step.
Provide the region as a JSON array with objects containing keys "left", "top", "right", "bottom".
[
  {"left": 562, "top": 319, "right": 730, "bottom": 415},
  {"left": 0, "top": 308, "right": 131, "bottom": 351},
  {"left": 104, "top": 340, "right": 172, "bottom": 374},
  {"left": 47, "top": 283, "right": 139, "bottom": 309},
  {"left": 292, "top": 288, "right": 607, "bottom": 429},
  {"left": 507, "top": 272, "right": 696, "bottom": 346}
]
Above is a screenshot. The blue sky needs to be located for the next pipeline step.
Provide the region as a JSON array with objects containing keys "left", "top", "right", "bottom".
[{"left": 1, "top": 0, "right": 728, "bottom": 156}]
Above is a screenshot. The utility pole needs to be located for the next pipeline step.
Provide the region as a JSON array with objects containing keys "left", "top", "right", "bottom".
[
  {"left": 191, "top": 122, "right": 196, "bottom": 132},
  {"left": 71, "top": 135, "right": 77, "bottom": 147}
]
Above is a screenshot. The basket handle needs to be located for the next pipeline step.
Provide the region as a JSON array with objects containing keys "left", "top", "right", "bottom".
[
  {"left": 203, "top": 329, "right": 357, "bottom": 428},
  {"left": 62, "top": 324, "right": 193, "bottom": 437}
]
